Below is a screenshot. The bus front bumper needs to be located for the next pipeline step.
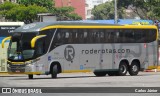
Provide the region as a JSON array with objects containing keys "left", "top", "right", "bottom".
[{"left": 7, "top": 64, "right": 41, "bottom": 75}]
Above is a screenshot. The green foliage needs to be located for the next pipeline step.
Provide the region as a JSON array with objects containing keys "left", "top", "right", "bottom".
[
  {"left": 17, "top": 0, "right": 82, "bottom": 20},
  {"left": 91, "top": 1, "right": 125, "bottom": 20},
  {"left": 117, "top": 0, "right": 160, "bottom": 20},
  {"left": 67, "top": 13, "right": 82, "bottom": 20},
  {"left": 55, "top": 6, "right": 82, "bottom": 20},
  {"left": 17, "top": 0, "right": 54, "bottom": 11},
  {"left": 0, "top": 2, "right": 48, "bottom": 23},
  {"left": 92, "top": 0, "right": 160, "bottom": 21},
  {"left": 0, "top": 1, "right": 18, "bottom": 16}
]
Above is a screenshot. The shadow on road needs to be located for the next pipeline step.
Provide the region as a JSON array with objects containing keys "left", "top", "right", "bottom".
[
  {"left": 0, "top": 75, "right": 26, "bottom": 77},
  {"left": 10, "top": 75, "right": 97, "bottom": 80},
  {"left": 4, "top": 72, "right": 158, "bottom": 80}
]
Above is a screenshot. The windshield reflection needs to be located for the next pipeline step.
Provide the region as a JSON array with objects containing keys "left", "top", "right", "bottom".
[{"left": 8, "top": 33, "right": 36, "bottom": 61}]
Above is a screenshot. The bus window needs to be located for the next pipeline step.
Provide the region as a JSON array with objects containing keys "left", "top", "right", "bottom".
[
  {"left": 99, "top": 30, "right": 104, "bottom": 43},
  {"left": 78, "top": 30, "right": 84, "bottom": 43},
  {"left": 134, "top": 29, "right": 147, "bottom": 43},
  {"left": 114, "top": 31, "right": 120, "bottom": 43},
  {"left": 123, "top": 29, "right": 134, "bottom": 43},
  {"left": 54, "top": 32, "right": 62, "bottom": 46},
  {"left": 104, "top": 29, "right": 115, "bottom": 43},
  {"left": 72, "top": 29, "right": 78, "bottom": 43},
  {"left": 147, "top": 29, "right": 156, "bottom": 42},
  {"left": 40, "top": 29, "right": 54, "bottom": 53},
  {"left": 90, "top": 29, "right": 100, "bottom": 43},
  {"left": 87, "top": 29, "right": 92, "bottom": 43},
  {"left": 83, "top": 30, "right": 88, "bottom": 43},
  {"left": 59, "top": 29, "right": 66, "bottom": 44},
  {"left": 68, "top": 32, "right": 72, "bottom": 44},
  {"left": 65, "top": 32, "right": 69, "bottom": 39},
  {"left": 35, "top": 39, "right": 45, "bottom": 57}
]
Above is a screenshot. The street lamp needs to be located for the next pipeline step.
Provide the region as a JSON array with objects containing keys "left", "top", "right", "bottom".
[{"left": 114, "top": 0, "right": 118, "bottom": 24}]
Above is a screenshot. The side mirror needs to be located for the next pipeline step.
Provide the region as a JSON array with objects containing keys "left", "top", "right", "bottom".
[
  {"left": 31, "top": 35, "right": 46, "bottom": 48},
  {"left": 2, "top": 36, "right": 11, "bottom": 48}
]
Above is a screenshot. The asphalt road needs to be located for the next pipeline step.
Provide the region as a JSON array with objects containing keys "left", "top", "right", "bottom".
[
  {"left": 0, "top": 72, "right": 160, "bottom": 87},
  {"left": 0, "top": 72, "right": 160, "bottom": 96}
]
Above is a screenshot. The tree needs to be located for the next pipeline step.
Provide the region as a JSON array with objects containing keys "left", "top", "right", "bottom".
[
  {"left": 0, "top": 1, "right": 17, "bottom": 17},
  {"left": 17, "top": 0, "right": 82, "bottom": 20},
  {"left": 91, "top": 1, "right": 125, "bottom": 20},
  {"left": 0, "top": 2, "right": 48, "bottom": 23},
  {"left": 117, "top": 0, "right": 160, "bottom": 21},
  {"left": 17, "top": 0, "right": 54, "bottom": 11},
  {"left": 54, "top": 6, "right": 82, "bottom": 20},
  {"left": 67, "top": 13, "right": 82, "bottom": 20}
]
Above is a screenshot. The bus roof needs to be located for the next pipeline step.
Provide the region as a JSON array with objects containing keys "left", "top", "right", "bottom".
[{"left": 13, "top": 21, "right": 157, "bottom": 33}]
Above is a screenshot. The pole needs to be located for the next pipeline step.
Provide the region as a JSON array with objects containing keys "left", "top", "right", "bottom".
[{"left": 114, "top": 0, "right": 118, "bottom": 24}]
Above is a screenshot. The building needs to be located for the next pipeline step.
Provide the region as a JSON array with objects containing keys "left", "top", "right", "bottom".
[
  {"left": 85, "top": 0, "right": 111, "bottom": 20},
  {"left": 55, "top": 0, "right": 86, "bottom": 20}
]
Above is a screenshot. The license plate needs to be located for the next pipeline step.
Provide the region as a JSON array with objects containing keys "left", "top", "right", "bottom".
[{"left": 15, "top": 70, "right": 20, "bottom": 72}]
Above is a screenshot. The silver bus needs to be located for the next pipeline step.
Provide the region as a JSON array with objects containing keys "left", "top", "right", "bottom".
[{"left": 2, "top": 21, "right": 158, "bottom": 79}]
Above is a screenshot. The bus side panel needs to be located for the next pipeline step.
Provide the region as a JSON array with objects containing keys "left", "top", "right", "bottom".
[
  {"left": 34, "top": 54, "right": 48, "bottom": 74},
  {"left": 48, "top": 46, "right": 65, "bottom": 71},
  {"left": 48, "top": 44, "right": 81, "bottom": 72},
  {"left": 98, "top": 44, "right": 114, "bottom": 70},
  {"left": 113, "top": 43, "right": 147, "bottom": 70},
  {"left": 79, "top": 44, "right": 96, "bottom": 71},
  {"left": 147, "top": 41, "right": 158, "bottom": 69}
]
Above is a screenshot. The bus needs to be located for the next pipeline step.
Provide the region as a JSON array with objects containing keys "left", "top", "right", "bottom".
[
  {"left": 2, "top": 21, "right": 158, "bottom": 79},
  {"left": 0, "top": 22, "right": 24, "bottom": 72}
]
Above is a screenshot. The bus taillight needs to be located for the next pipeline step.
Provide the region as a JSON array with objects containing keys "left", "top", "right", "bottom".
[{"left": 144, "top": 43, "right": 147, "bottom": 48}]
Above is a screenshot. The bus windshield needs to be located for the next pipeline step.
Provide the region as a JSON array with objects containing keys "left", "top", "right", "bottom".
[{"left": 8, "top": 32, "right": 37, "bottom": 61}]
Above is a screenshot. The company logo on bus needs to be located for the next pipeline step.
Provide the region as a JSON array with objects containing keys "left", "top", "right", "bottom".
[
  {"left": 64, "top": 45, "right": 75, "bottom": 61},
  {"left": 23, "top": 24, "right": 36, "bottom": 29}
]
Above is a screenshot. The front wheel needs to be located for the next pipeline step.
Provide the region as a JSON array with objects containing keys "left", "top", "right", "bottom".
[
  {"left": 51, "top": 65, "right": 58, "bottom": 79},
  {"left": 28, "top": 74, "right": 33, "bottom": 79},
  {"left": 129, "top": 61, "right": 140, "bottom": 76}
]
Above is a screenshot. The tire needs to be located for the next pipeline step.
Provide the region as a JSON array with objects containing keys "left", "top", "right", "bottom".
[
  {"left": 51, "top": 65, "right": 58, "bottom": 78},
  {"left": 118, "top": 62, "right": 128, "bottom": 76},
  {"left": 28, "top": 74, "right": 33, "bottom": 79},
  {"left": 129, "top": 61, "right": 140, "bottom": 76},
  {"left": 94, "top": 72, "right": 106, "bottom": 76}
]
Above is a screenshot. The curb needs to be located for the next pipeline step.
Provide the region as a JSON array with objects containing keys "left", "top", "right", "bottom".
[
  {"left": 0, "top": 72, "right": 25, "bottom": 76},
  {"left": 144, "top": 69, "right": 160, "bottom": 72}
]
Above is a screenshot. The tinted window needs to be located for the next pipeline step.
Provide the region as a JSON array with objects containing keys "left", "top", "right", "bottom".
[
  {"left": 40, "top": 29, "right": 54, "bottom": 53},
  {"left": 49, "top": 28, "right": 157, "bottom": 51}
]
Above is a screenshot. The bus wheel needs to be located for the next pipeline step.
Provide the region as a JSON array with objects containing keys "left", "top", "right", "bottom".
[
  {"left": 28, "top": 74, "right": 33, "bottom": 79},
  {"left": 51, "top": 65, "right": 58, "bottom": 79},
  {"left": 118, "top": 62, "right": 128, "bottom": 76},
  {"left": 94, "top": 72, "right": 106, "bottom": 77},
  {"left": 129, "top": 61, "right": 140, "bottom": 76}
]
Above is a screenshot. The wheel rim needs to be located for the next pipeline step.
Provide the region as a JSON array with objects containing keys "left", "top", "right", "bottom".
[
  {"left": 120, "top": 65, "right": 127, "bottom": 73},
  {"left": 132, "top": 65, "right": 138, "bottom": 72}
]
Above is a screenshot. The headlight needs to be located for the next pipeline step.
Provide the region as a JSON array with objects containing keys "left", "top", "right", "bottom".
[
  {"left": 25, "top": 60, "right": 32, "bottom": 65},
  {"left": 25, "top": 58, "right": 39, "bottom": 65}
]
